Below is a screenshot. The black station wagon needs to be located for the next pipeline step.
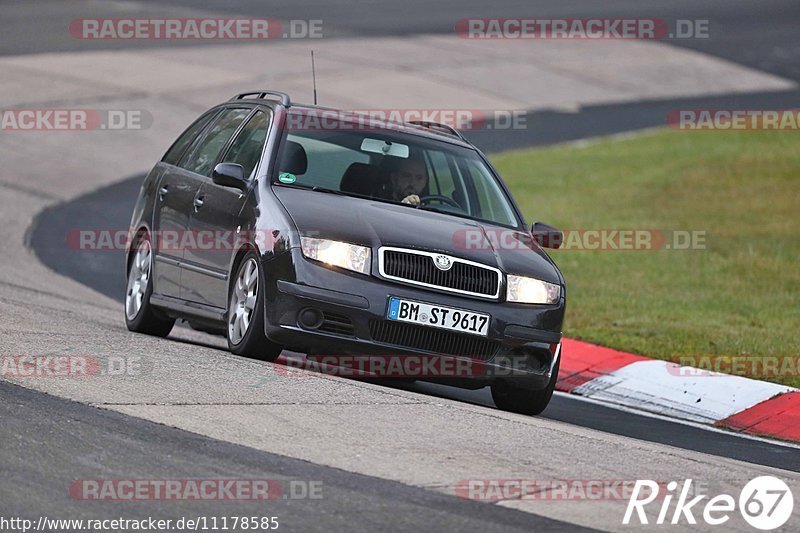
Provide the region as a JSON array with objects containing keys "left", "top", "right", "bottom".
[{"left": 126, "top": 90, "right": 566, "bottom": 415}]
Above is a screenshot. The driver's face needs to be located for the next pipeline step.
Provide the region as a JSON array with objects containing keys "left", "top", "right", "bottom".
[{"left": 391, "top": 160, "right": 428, "bottom": 198}]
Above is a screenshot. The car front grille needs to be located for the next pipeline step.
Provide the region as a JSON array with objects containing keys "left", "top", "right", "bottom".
[
  {"left": 379, "top": 248, "right": 501, "bottom": 298},
  {"left": 369, "top": 320, "right": 498, "bottom": 361}
]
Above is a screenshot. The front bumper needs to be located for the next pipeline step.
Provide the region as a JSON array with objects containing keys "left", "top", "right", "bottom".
[{"left": 262, "top": 249, "right": 565, "bottom": 389}]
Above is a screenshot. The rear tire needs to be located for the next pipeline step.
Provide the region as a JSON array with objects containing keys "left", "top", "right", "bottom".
[
  {"left": 125, "top": 234, "right": 175, "bottom": 337},
  {"left": 227, "top": 253, "right": 282, "bottom": 362},
  {"left": 490, "top": 355, "right": 560, "bottom": 416}
]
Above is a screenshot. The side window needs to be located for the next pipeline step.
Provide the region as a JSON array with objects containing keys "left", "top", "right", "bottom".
[
  {"left": 162, "top": 110, "right": 219, "bottom": 165},
  {"left": 463, "top": 160, "right": 517, "bottom": 226},
  {"left": 221, "top": 110, "right": 271, "bottom": 180},
  {"left": 284, "top": 134, "right": 369, "bottom": 189},
  {"left": 180, "top": 108, "right": 251, "bottom": 176},
  {"left": 426, "top": 150, "right": 456, "bottom": 196},
  {"left": 427, "top": 150, "right": 470, "bottom": 211}
]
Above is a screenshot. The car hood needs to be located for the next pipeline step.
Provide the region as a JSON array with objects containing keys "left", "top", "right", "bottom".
[{"left": 273, "top": 186, "right": 561, "bottom": 284}]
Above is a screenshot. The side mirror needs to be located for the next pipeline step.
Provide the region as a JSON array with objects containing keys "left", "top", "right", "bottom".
[
  {"left": 212, "top": 163, "right": 247, "bottom": 191},
  {"left": 531, "top": 221, "right": 563, "bottom": 249}
]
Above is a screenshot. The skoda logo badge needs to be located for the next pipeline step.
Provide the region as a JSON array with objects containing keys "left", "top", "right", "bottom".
[{"left": 433, "top": 254, "right": 453, "bottom": 271}]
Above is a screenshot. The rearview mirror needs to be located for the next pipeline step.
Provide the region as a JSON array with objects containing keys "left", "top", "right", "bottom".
[
  {"left": 360, "top": 138, "right": 409, "bottom": 158},
  {"left": 212, "top": 163, "right": 247, "bottom": 191},
  {"left": 531, "top": 221, "right": 563, "bottom": 249}
]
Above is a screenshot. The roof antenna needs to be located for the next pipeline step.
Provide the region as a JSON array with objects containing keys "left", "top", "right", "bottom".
[{"left": 311, "top": 50, "right": 318, "bottom": 105}]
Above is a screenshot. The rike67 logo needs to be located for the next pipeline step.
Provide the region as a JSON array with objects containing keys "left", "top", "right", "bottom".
[{"left": 624, "top": 476, "right": 794, "bottom": 530}]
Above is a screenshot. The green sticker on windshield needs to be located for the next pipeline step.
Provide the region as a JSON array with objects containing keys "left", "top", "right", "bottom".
[{"left": 278, "top": 172, "right": 296, "bottom": 184}]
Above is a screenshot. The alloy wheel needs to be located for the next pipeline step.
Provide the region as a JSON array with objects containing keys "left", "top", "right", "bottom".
[
  {"left": 125, "top": 239, "right": 152, "bottom": 320},
  {"left": 228, "top": 258, "right": 258, "bottom": 344}
]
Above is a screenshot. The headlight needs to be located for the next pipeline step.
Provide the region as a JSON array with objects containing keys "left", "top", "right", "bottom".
[
  {"left": 506, "top": 274, "right": 560, "bottom": 304},
  {"left": 300, "top": 237, "right": 371, "bottom": 275}
]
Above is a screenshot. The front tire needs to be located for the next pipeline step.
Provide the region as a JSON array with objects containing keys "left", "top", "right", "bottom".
[
  {"left": 125, "top": 234, "right": 175, "bottom": 337},
  {"left": 490, "top": 355, "right": 560, "bottom": 416},
  {"left": 227, "top": 253, "right": 282, "bottom": 361}
]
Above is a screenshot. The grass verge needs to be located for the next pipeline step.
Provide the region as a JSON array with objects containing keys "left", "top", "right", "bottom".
[{"left": 492, "top": 129, "right": 800, "bottom": 387}]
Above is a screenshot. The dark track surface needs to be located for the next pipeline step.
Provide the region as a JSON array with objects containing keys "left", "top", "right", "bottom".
[
  {"left": 28, "top": 172, "right": 800, "bottom": 475},
  {"left": 3, "top": 1, "right": 800, "bottom": 83},
  {"left": 10, "top": 3, "right": 800, "bottom": 530},
  {"left": 5, "top": 1, "right": 798, "bottom": 155},
  {"left": 0, "top": 380, "right": 587, "bottom": 531}
]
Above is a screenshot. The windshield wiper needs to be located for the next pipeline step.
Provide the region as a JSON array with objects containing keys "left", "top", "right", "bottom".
[
  {"left": 292, "top": 183, "right": 378, "bottom": 201},
  {"left": 276, "top": 182, "right": 436, "bottom": 210},
  {"left": 274, "top": 182, "right": 348, "bottom": 196},
  {"left": 310, "top": 186, "right": 348, "bottom": 196}
]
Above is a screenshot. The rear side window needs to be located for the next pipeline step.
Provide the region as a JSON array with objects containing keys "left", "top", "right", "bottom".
[
  {"left": 221, "top": 110, "right": 271, "bottom": 180},
  {"left": 180, "top": 108, "right": 251, "bottom": 176},
  {"left": 162, "top": 110, "right": 219, "bottom": 166},
  {"left": 284, "top": 134, "right": 369, "bottom": 189}
]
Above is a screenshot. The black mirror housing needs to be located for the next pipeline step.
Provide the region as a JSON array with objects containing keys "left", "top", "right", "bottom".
[
  {"left": 531, "top": 221, "right": 563, "bottom": 249},
  {"left": 212, "top": 163, "right": 247, "bottom": 191}
]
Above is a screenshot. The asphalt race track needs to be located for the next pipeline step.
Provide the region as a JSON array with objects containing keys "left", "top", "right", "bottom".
[
  {"left": 1, "top": 381, "right": 584, "bottom": 531},
  {"left": 4, "top": 0, "right": 800, "bottom": 152},
  {"left": 29, "top": 173, "right": 800, "bottom": 474},
  {"left": 4, "top": 0, "right": 800, "bottom": 83},
  {"left": 3, "top": 1, "right": 800, "bottom": 531}
]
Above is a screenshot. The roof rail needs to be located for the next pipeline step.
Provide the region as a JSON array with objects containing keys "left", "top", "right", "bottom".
[
  {"left": 406, "top": 120, "right": 466, "bottom": 141},
  {"left": 230, "top": 90, "right": 291, "bottom": 106}
]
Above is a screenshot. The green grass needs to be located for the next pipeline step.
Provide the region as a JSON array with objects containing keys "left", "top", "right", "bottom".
[{"left": 491, "top": 129, "right": 800, "bottom": 387}]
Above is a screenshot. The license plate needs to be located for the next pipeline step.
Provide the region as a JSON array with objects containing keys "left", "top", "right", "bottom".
[{"left": 386, "top": 297, "right": 490, "bottom": 337}]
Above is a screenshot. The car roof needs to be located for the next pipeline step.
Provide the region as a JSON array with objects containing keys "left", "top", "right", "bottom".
[
  {"left": 223, "top": 90, "right": 477, "bottom": 149},
  {"left": 286, "top": 104, "right": 475, "bottom": 148}
]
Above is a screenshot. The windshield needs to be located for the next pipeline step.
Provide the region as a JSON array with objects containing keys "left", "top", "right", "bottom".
[{"left": 273, "top": 117, "right": 521, "bottom": 228}]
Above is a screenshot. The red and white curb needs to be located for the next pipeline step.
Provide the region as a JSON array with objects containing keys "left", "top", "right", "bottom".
[{"left": 557, "top": 338, "right": 800, "bottom": 443}]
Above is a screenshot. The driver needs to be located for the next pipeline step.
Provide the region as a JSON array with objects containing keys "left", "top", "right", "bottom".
[{"left": 387, "top": 158, "right": 428, "bottom": 206}]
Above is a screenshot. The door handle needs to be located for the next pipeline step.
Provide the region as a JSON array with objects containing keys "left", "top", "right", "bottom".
[
  {"left": 158, "top": 186, "right": 169, "bottom": 200},
  {"left": 193, "top": 196, "right": 205, "bottom": 210}
]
